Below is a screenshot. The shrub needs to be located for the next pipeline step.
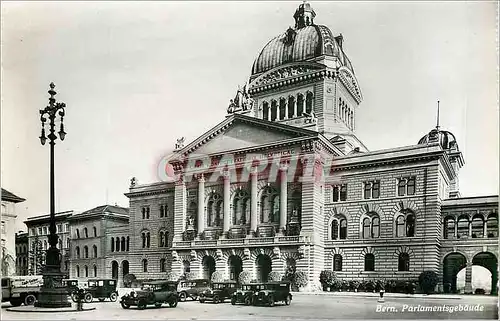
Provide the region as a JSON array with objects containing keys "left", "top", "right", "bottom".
[
  {"left": 331, "top": 279, "right": 342, "bottom": 291},
  {"left": 123, "top": 274, "right": 136, "bottom": 288},
  {"left": 294, "top": 270, "right": 308, "bottom": 288},
  {"left": 418, "top": 271, "right": 439, "bottom": 294},
  {"left": 385, "top": 280, "right": 397, "bottom": 293},
  {"left": 268, "top": 271, "right": 282, "bottom": 282},
  {"left": 364, "top": 280, "right": 375, "bottom": 292},
  {"left": 349, "top": 280, "right": 360, "bottom": 291},
  {"left": 319, "top": 270, "right": 336, "bottom": 289},
  {"left": 165, "top": 272, "right": 180, "bottom": 282},
  {"left": 375, "top": 280, "right": 385, "bottom": 291},
  {"left": 475, "top": 288, "right": 486, "bottom": 295},
  {"left": 238, "top": 271, "right": 252, "bottom": 284},
  {"left": 210, "top": 271, "right": 224, "bottom": 282},
  {"left": 340, "top": 280, "right": 349, "bottom": 291}
]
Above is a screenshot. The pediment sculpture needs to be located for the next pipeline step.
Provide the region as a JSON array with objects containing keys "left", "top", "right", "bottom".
[{"left": 227, "top": 83, "right": 254, "bottom": 114}]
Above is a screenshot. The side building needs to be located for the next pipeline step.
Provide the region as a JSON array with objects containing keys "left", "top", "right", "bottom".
[
  {"left": 14, "top": 231, "right": 29, "bottom": 276},
  {"left": 1, "top": 188, "right": 25, "bottom": 276}
]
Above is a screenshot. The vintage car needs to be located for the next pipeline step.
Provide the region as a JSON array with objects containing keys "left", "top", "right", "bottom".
[
  {"left": 199, "top": 281, "right": 237, "bottom": 304},
  {"left": 120, "top": 280, "right": 179, "bottom": 310},
  {"left": 252, "top": 282, "right": 292, "bottom": 307},
  {"left": 178, "top": 279, "right": 210, "bottom": 302},
  {"left": 62, "top": 279, "right": 79, "bottom": 302},
  {"left": 231, "top": 283, "right": 259, "bottom": 305},
  {"left": 84, "top": 279, "right": 118, "bottom": 302}
]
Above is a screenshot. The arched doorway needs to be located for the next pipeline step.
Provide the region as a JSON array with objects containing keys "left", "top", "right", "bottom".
[
  {"left": 202, "top": 256, "right": 216, "bottom": 280},
  {"left": 256, "top": 254, "right": 272, "bottom": 282},
  {"left": 443, "top": 253, "right": 466, "bottom": 293},
  {"left": 122, "top": 260, "right": 129, "bottom": 278},
  {"left": 111, "top": 261, "right": 119, "bottom": 280},
  {"left": 472, "top": 252, "right": 498, "bottom": 295},
  {"left": 228, "top": 255, "right": 242, "bottom": 281}
]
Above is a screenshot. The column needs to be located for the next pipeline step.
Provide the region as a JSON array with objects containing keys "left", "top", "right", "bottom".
[
  {"left": 223, "top": 171, "right": 231, "bottom": 235},
  {"left": 197, "top": 175, "right": 205, "bottom": 237},
  {"left": 279, "top": 165, "right": 288, "bottom": 234},
  {"left": 454, "top": 223, "right": 458, "bottom": 239},
  {"left": 464, "top": 263, "right": 473, "bottom": 294},
  {"left": 250, "top": 167, "right": 258, "bottom": 236},
  {"left": 483, "top": 221, "right": 488, "bottom": 238},
  {"left": 284, "top": 101, "right": 288, "bottom": 120},
  {"left": 468, "top": 222, "right": 472, "bottom": 238},
  {"left": 173, "top": 176, "right": 186, "bottom": 242}
]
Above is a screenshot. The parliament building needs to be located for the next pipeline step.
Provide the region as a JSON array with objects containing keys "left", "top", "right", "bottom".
[{"left": 89, "top": 3, "right": 497, "bottom": 293}]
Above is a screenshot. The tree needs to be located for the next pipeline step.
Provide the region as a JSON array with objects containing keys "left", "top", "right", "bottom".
[
  {"left": 28, "top": 236, "right": 44, "bottom": 275},
  {"left": 418, "top": 271, "right": 439, "bottom": 294}
]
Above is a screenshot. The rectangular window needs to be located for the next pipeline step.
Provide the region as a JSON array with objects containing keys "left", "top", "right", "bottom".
[
  {"left": 142, "top": 207, "right": 150, "bottom": 219},
  {"left": 43, "top": 227, "right": 47, "bottom": 235},
  {"left": 407, "top": 177, "right": 416, "bottom": 195},
  {"left": 339, "top": 185, "right": 347, "bottom": 201},
  {"left": 38, "top": 227, "right": 42, "bottom": 235},
  {"left": 332, "top": 186, "right": 339, "bottom": 202},
  {"left": 363, "top": 181, "right": 380, "bottom": 199},
  {"left": 363, "top": 182, "right": 371, "bottom": 199},
  {"left": 332, "top": 184, "right": 347, "bottom": 202},
  {"left": 397, "top": 179, "right": 406, "bottom": 196},
  {"left": 57, "top": 224, "right": 62, "bottom": 233},
  {"left": 397, "top": 176, "right": 416, "bottom": 196},
  {"left": 372, "top": 181, "right": 380, "bottom": 199},
  {"left": 30, "top": 228, "right": 35, "bottom": 236},
  {"left": 65, "top": 224, "right": 69, "bottom": 232}
]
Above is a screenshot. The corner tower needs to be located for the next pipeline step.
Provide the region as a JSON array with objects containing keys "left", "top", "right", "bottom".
[{"left": 227, "top": 2, "right": 367, "bottom": 154}]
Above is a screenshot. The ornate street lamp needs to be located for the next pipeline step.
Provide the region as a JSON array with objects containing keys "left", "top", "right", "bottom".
[{"left": 35, "top": 83, "right": 71, "bottom": 308}]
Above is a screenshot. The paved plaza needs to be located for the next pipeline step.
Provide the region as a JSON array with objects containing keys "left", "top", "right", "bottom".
[{"left": 2, "top": 293, "right": 497, "bottom": 320}]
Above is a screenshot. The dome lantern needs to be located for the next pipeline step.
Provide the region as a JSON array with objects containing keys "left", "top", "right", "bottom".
[{"left": 293, "top": 1, "right": 316, "bottom": 29}]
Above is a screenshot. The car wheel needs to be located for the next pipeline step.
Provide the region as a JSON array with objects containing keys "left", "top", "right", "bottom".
[
  {"left": 213, "top": 295, "right": 220, "bottom": 304},
  {"left": 231, "top": 297, "right": 236, "bottom": 305},
  {"left": 285, "top": 295, "right": 291, "bottom": 306},
  {"left": 137, "top": 300, "right": 147, "bottom": 310},
  {"left": 24, "top": 294, "right": 36, "bottom": 306},
  {"left": 244, "top": 296, "right": 252, "bottom": 306},
  {"left": 71, "top": 293, "right": 78, "bottom": 303},
  {"left": 179, "top": 292, "right": 187, "bottom": 302},
  {"left": 169, "top": 298, "right": 178, "bottom": 308},
  {"left": 121, "top": 302, "right": 130, "bottom": 309},
  {"left": 268, "top": 295, "right": 275, "bottom": 307},
  {"left": 84, "top": 293, "right": 93, "bottom": 303},
  {"left": 154, "top": 303, "right": 162, "bottom": 308},
  {"left": 9, "top": 298, "right": 22, "bottom": 307},
  {"left": 109, "top": 292, "right": 118, "bottom": 302}
]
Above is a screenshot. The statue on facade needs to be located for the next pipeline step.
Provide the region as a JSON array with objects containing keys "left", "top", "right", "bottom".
[
  {"left": 175, "top": 137, "right": 185, "bottom": 150},
  {"left": 303, "top": 110, "right": 317, "bottom": 124},
  {"left": 227, "top": 82, "right": 254, "bottom": 114},
  {"left": 130, "top": 177, "right": 137, "bottom": 188}
]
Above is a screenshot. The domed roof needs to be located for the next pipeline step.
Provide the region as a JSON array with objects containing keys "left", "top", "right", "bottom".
[
  {"left": 418, "top": 128, "right": 459, "bottom": 151},
  {"left": 251, "top": 3, "right": 354, "bottom": 75}
]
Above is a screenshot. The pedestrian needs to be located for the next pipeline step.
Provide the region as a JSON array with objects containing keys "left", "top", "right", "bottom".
[{"left": 77, "top": 288, "right": 85, "bottom": 311}]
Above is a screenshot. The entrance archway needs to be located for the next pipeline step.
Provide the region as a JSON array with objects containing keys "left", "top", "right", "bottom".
[
  {"left": 256, "top": 254, "right": 272, "bottom": 282},
  {"left": 228, "top": 255, "right": 243, "bottom": 281},
  {"left": 202, "top": 256, "right": 216, "bottom": 280},
  {"left": 472, "top": 252, "right": 498, "bottom": 295},
  {"left": 443, "top": 253, "right": 466, "bottom": 293},
  {"left": 111, "top": 261, "right": 119, "bottom": 280},
  {"left": 122, "top": 260, "right": 129, "bottom": 278}
]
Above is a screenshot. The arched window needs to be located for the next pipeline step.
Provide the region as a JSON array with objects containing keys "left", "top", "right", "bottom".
[
  {"left": 287, "top": 96, "right": 295, "bottom": 119},
  {"left": 92, "top": 245, "right": 97, "bottom": 258},
  {"left": 330, "top": 215, "right": 347, "bottom": 240},
  {"left": 372, "top": 216, "right": 380, "bottom": 238},
  {"left": 183, "top": 260, "right": 191, "bottom": 274},
  {"left": 76, "top": 229, "right": 80, "bottom": 239},
  {"left": 270, "top": 100, "right": 278, "bottom": 121},
  {"left": 93, "top": 265, "right": 97, "bottom": 277},
  {"left": 487, "top": 214, "right": 498, "bottom": 238},
  {"left": 364, "top": 254, "right": 375, "bottom": 271},
  {"left": 333, "top": 254, "right": 342, "bottom": 271},
  {"left": 187, "top": 202, "right": 197, "bottom": 229},
  {"left": 126, "top": 236, "right": 130, "bottom": 251},
  {"left": 233, "top": 189, "right": 250, "bottom": 225},
  {"left": 398, "top": 253, "right": 410, "bottom": 271},
  {"left": 159, "top": 231, "right": 165, "bottom": 247},
  {"left": 207, "top": 192, "right": 223, "bottom": 227},
  {"left": 83, "top": 246, "right": 89, "bottom": 258},
  {"left": 396, "top": 212, "right": 415, "bottom": 237},
  {"left": 279, "top": 97, "right": 286, "bottom": 120},
  {"left": 76, "top": 265, "right": 80, "bottom": 277},
  {"left": 75, "top": 246, "right": 80, "bottom": 259},
  {"left": 305, "top": 91, "right": 313, "bottom": 114},
  {"left": 444, "top": 217, "right": 455, "bottom": 239},
  {"left": 142, "top": 259, "right": 148, "bottom": 273},
  {"left": 121, "top": 237, "right": 126, "bottom": 250},
  {"left": 84, "top": 265, "right": 89, "bottom": 277},
  {"left": 160, "top": 258, "right": 166, "bottom": 272},
  {"left": 362, "top": 218, "right": 370, "bottom": 238},
  {"left": 111, "top": 237, "right": 115, "bottom": 252},
  {"left": 296, "top": 93, "right": 304, "bottom": 116},
  {"left": 260, "top": 186, "right": 279, "bottom": 224},
  {"left": 406, "top": 214, "right": 415, "bottom": 237},
  {"left": 84, "top": 227, "right": 88, "bottom": 238},
  {"left": 457, "top": 215, "right": 469, "bottom": 239},
  {"left": 471, "top": 215, "right": 484, "bottom": 238},
  {"left": 396, "top": 215, "right": 405, "bottom": 237},
  {"left": 115, "top": 237, "right": 120, "bottom": 251},
  {"left": 93, "top": 226, "right": 97, "bottom": 237},
  {"left": 262, "top": 101, "right": 269, "bottom": 120}
]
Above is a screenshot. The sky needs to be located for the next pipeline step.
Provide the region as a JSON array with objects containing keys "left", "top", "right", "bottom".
[{"left": 1, "top": 1, "right": 498, "bottom": 233}]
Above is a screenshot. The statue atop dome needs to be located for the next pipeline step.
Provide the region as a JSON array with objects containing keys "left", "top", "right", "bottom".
[
  {"left": 227, "top": 83, "right": 254, "bottom": 114},
  {"left": 294, "top": 1, "right": 316, "bottom": 29}
]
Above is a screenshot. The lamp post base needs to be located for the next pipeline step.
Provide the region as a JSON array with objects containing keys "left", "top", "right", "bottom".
[{"left": 35, "top": 248, "right": 71, "bottom": 308}]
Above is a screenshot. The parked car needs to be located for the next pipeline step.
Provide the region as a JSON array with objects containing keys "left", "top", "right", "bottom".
[
  {"left": 231, "top": 283, "right": 259, "bottom": 305},
  {"left": 178, "top": 279, "right": 210, "bottom": 302},
  {"left": 84, "top": 279, "right": 118, "bottom": 302},
  {"left": 199, "top": 281, "right": 237, "bottom": 304},
  {"left": 62, "top": 279, "right": 79, "bottom": 302},
  {"left": 252, "top": 281, "right": 292, "bottom": 307},
  {"left": 1, "top": 275, "right": 43, "bottom": 306},
  {"left": 120, "top": 280, "right": 179, "bottom": 310}
]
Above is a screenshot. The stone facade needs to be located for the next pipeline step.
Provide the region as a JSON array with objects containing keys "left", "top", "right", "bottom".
[
  {"left": 1, "top": 188, "right": 25, "bottom": 276},
  {"left": 14, "top": 231, "right": 28, "bottom": 275}
]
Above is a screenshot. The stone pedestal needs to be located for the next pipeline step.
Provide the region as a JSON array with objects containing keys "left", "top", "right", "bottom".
[{"left": 34, "top": 248, "right": 71, "bottom": 308}]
